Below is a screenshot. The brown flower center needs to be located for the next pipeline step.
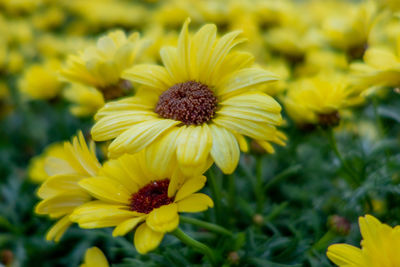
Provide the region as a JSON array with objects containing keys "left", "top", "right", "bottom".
[
  {"left": 318, "top": 111, "right": 340, "bottom": 128},
  {"left": 99, "top": 79, "right": 132, "bottom": 101},
  {"left": 155, "top": 81, "right": 217, "bottom": 125},
  {"left": 129, "top": 179, "right": 173, "bottom": 214}
]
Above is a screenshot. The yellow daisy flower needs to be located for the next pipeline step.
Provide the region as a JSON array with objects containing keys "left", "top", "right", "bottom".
[
  {"left": 81, "top": 247, "right": 109, "bottom": 267},
  {"left": 91, "top": 19, "right": 282, "bottom": 174},
  {"left": 35, "top": 132, "right": 101, "bottom": 242},
  {"left": 70, "top": 151, "right": 213, "bottom": 254},
  {"left": 327, "top": 215, "right": 400, "bottom": 267},
  {"left": 28, "top": 142, "right": 65, "bottom": 183},
  {"left": 60, "top": 30, "right": 147, "bottom": 100}
]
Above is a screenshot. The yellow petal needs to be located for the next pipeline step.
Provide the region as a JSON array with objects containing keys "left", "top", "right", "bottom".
[
  {"left": 113, "top": 216, "right": 146, "bottom": 237},
  {"left": 46, "top": 216, "right": 72, "bottom": 242},
  {"left": 177, "top": 193, "right": 214, "bottom": 213},
  {"left": 213, "top": 116, "right": 278, "bottom": 140},
  {"left": 79, "top": 177, "right": 131, "bottom": 204},
  {"left": 160, "top": 47, "right": 181, "bottom": 84},
  {"left": 83, "top": 247, "right": 109, "bottom": 267},
  {"left": 326, "top": 244, "right": 364, "bottom": 266},
  {"left": 134, "top": 223, "right": 165, "bottom": 254},
  {"left": 122, "top": 64, "right": 172, "bottom": 91},
  {"left": 203, "top": 30, "right": 244, "bottom": 83},
  {"left": 209, "top": 124, "right": 240, "bottom": 174},
  {"left": 37, "top": 173, "right": 83, "bottom": 199},
  {"left": 177, "top": 18, "right": 191, "bottom": 81},
  {"left": 175, "top": 175, "right": 206, "bottom": 202},
  {"left": 146, "top": 204, "right": 179, "bottom": 233},
  {"left": 216, "top": 68, "right": 278, "bottom": 97},
  {"left": 233, "top": 132, "right": 248, "bottom": 152},
  {"left": 191, "top": 24, "right": 217, "bottom": 81},
  {"left": 109, "top": 119, "right": 180, "bottom": 158},
  {"left": 176, "top": 125, "right": 212, "bottom": 169},
  {"left": 145, "top": 127, "right": 182, "bottom": 179},
  {"left": 364, "top": 48, "right": 399, "bottom": 70},
  {"left": 70, "top": 201, "right": 139, "bottom": 228},
  {"left": 35, "top": 192, "right": 91, "bottom": 216}
]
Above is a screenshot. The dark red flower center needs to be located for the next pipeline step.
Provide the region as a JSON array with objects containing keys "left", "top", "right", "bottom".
[
  {"left": 155, "top": 81, "right": 217, "bottom": 125},
  {"left": 129, "top": 179, "right": 173, "bottom": 214}
]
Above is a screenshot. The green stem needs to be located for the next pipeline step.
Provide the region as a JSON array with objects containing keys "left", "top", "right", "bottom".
[
  {"left": 311, "top": 230, "right": 336, "bottom": 252},
  {"left": 172, "top": 228, "right": 217, "bottom": 266},
  {"left": 326, "top": 129, "right": 359, "bottom": 187},
  {"left": 227, "top": 174, "right": 235, "bottom": 215},
  {"left": 180, "top": 216, "right": 233, "bottom": 237},
  {"left": 208, "top": 169, "right": 222, "bottom": 224},
  {"left": 255, "top": 156, "right": 264, "bottom": 212}
]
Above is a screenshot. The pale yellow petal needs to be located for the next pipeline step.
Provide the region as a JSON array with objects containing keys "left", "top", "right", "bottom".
[
  {"left": 122, "top": 64, "right": 172, "bottom": 91},
  {"left": 209, "top": 124, "right": 240, "bottom": 174},
  {"left": 108, "top": 119, "right": 180, "bottom": 158},
  {"left": 145, "top": 127, "right": 182, "bottom": 178},
  {"left": 177, "top": 193, "right": 214, "bottom": 213},
  {"left": 36, "top": 193, "right": 91, "bottom": 216},
  {"left": 176, "top": 125, "right": 212, "bottom": 169},
  {"left": 134, "top": 223, "right": 165, "bottom": 254},
  {"left": 216, "top": 68, "right": 278, "bottom": 97}
]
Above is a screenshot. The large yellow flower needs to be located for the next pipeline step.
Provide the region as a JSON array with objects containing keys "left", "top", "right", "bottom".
[
  {"left": 60, "top": 30, "right": 147, "bottom": 100},
  {"left": 91, "top": 19, "right": 282, "bottom": 174},
  {"left": 35, "top": 132, "right": 101, "bottom": 241},
  {"left": 70, "top": 151, "right": 213, "bottom": 254},
  {"left": 81, "top": 247, "right": 109, "bottom": 267},
  {"left": 327, "top": 215, "right": 400, "bottom": 267}
]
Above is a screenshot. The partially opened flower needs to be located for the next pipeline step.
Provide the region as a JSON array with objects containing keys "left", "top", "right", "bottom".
[
  {"left": 61, "top": 30, "right": 147, "bottom": 101},
  {"left": 91, "top": 19, "right": 282, "bottom": 175},
  {"left": 81, "top": 247, "right": 109, "bottom": 267},
  {"left": 284, "top": 72, "right": 364, "bottom": 127},
  {"left": 35, "top": 132, "right": 101, "bottom": 241},
  {"left": 70, "top": 151, "right": 213, "bottom": 254},
  {"left": 327, "top": 215, "right": 400, "bottom": 267}
]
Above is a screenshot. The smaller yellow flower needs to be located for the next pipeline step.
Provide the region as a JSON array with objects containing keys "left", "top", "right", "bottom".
[
  {"left": 28, "top": 142, "right": 65, "bottom": 183},
  {"left": 61, "top": 30, "right": 147, "bottom": 99},
  {"left": 327, "top": 215, "right": 400, "bottom": 267},
  {"left": 81, "top": 247, "right": 109, "bottom": 267},
  {"left": 284, "top": 72, "right": 364, "bottom": 127},
  {"left": 35, "top": 132, "right": 101, "bottom": 242},
  {"left": 19, "top": 59, "right": 63, "bottom": 100},
  {"left": 63, "top": 83, "right": 105, "bottom": 117},
  {"left": 71, "top": 151, "right": 213, "bottom": 254}
]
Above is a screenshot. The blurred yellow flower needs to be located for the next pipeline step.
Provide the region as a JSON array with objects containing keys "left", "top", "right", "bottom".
[
  {"left": 61, "top": 30, "right": 148, "bottom": 99},
  {"left": 35, "top": 132, "right": 100, "bottom": 242},
  {"left": 19, "top": 59, "right": 63, "bottom": 100},
  {"left": 327, "top": 215, "right": 400, "bottom": 267},
  {"left": 63, "top": 83, "right": 105, "bottom": 117},
  {"left": 284, "top": 72, "right": 364, "bottom": 127},
  {"left": 28, "top": 142, "right": 64, "bottom": 183},
  {"left": 81, "top": 247, "right": 109, "bottom": 267},
  {"left": 71, "top": 152, "right": 213, "bottom": 254},
  {"left": 91, "top": 19, "right": 282, "bottom": 174}
]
